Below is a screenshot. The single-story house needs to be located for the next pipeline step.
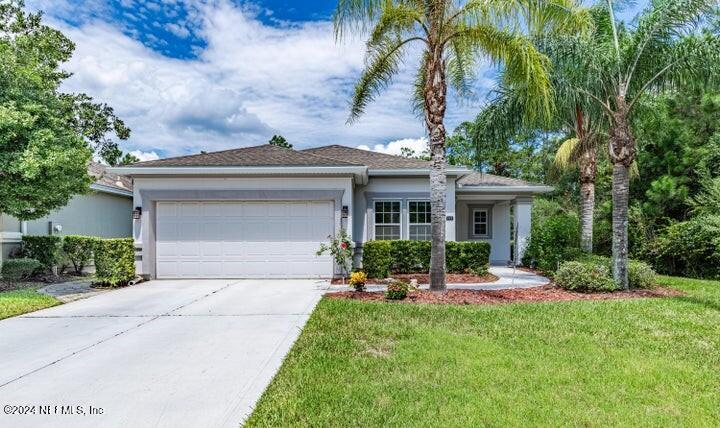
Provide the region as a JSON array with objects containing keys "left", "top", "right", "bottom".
[
  {"left": 0, "top": 162, "right": 133, "bottom": 263},
  {"left": 109, "top": 144, "right": 552, "bottom": 279}
]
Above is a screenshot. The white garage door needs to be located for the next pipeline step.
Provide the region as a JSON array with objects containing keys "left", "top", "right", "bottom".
[{"left": 155, "top": 201, "right": 334, "bottom": 278}]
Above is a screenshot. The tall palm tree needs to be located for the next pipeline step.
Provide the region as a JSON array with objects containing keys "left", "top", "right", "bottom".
[
  {"left": 334, "top": 0, "right": 590, "bottom": 291},
  {"left": 575, "top": 0, "right": 720, "bottom": 288},
  {"left": 474, "top": 79, "right": 605, "bottom": 254}
]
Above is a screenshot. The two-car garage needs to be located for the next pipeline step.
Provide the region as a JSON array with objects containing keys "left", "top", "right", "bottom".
[{"left": 154, "top": 201, "right": 335, "bottom": 279}]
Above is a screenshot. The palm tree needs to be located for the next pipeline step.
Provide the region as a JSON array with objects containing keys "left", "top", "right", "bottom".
[
  {"left": 474, "top": 76, "right": 606, "bottom": 254},
  {"left": 334, "top": 0, "right": 590, "bottom": 291},
  {"left": 575, "top": 0, "right": 720, "bottom": 288}
]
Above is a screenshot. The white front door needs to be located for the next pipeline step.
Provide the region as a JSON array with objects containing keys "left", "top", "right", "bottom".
[{"left": 155, "top": 201, "right": 334, "bottom": 278}]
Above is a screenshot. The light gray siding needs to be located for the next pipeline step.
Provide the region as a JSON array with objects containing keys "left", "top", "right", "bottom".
[
  {"left": 456, "top": 200, "right": 511, "bottom": 264},
  {"left": 25, "top": 191, "right": 132, "bottom": 238}
]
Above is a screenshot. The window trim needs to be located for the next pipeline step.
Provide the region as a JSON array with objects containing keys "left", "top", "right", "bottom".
[
  {"left": 373, "top": 199, "right": 402, "bottom": 240},
  {"left": 470, "top": 206, "right": 492, "bottom": 239},
  {"left": 407, "top": 199, "right": 431, "bottom": 240}
]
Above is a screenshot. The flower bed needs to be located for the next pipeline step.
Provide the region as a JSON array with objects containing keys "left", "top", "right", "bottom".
[{"left": 325, "top": 284, "right": 682, "bottom": 305}]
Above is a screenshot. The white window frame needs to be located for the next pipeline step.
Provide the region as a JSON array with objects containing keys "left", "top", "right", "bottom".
[
  {"left": 374, "top": 199, "right": 402, "bottom": 240},
  {"left": 472, "top": 208, "right": 490, "bottom": 238},
  {"left": 407, "top": 200, "right": 431, "bottom": 240}
]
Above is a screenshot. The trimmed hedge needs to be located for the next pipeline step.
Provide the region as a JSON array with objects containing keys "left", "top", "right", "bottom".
[
  {"left": 94, "top": 238, "right": 135, "bottom": 286},
  {"left": 362, "top": 241, "right": 392, "bottom": 279},
  {"left": 362, "top": 240, "right": 491, "bottom": 278},
  {"left": 21, "top": 236, "right": 62, "bottom": 269},
  {"left": 62, "top": 235, "right": 100, "bottom": 274},
  {"left": 1, "top": 258, "right": 41, "bottom": 281}
]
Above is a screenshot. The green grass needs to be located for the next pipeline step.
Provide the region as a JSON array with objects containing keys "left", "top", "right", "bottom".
[
  {"left": 0, "top": 289, "right": 61, "bottom": 320},
  {"left": 247, "top": 276, "right": 720, "bottom": 427}
]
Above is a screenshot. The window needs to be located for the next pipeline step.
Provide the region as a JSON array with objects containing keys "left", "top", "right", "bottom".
[
  {"left": 374, "top": 201, "right": 401, "bottom": 240},
  {"left": 472, "top": 208, "right": 490, "bottom": 237},
  {"left": 409, "top": 201, "right": 431, "bottom": 240}
]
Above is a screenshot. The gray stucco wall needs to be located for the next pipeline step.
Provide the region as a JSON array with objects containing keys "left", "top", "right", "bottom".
[{"left": 25, "top": 192, "right": 132, "bottom": 238}]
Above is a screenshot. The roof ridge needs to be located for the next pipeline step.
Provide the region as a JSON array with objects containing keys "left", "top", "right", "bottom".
[
  {"left": 131, "top": 144, "right": 362, "bottom": 167},
  {"left": 304, "top": 144, "right": 428, "bottom": 162}
]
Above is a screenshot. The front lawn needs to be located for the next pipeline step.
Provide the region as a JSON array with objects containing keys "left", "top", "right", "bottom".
[
  {"left": 0, "top": 289, "right": 61, "bottom": 320},
  {"left": 247, "top": 276, "right": 720, "bottom": 426}
]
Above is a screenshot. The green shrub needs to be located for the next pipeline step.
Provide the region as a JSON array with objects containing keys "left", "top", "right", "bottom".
[
  {"left": 385, "top": 280, "right": 409, "bottom": 300},
  {"left": 628, "top": 260, "right": 656, "bottom": 289},
  {"left": 21, "top": 236, "right": 62, "bottom": 270},
  {"left": 576, "top": 255, "right": 657, "bottom": 289},
  {"left": 1, "top": 258, "right": 41, "bottom": 281},
  {"left": 555, "top": 261, "right": 617, "bottom": 292},
  {"left": 649, "top": 215, "right": 720, "bottom": 279},
  {"left": 362, "top": 240, "right": 491, "bottom": 278},
  {"left": 521, "top": 199, "right": 581, "bottom": 273},
  {"left": 94, "top": 238, "right": 135, "bottom": 286},
  {"left": 62, "top": 235, "right": 99, "bottom": 275},
  {"left": 458, "top": 242, "right": 491, "bottom": 275},
  {"left": 361, "top": 241, "right": 392, "bottom": 279}
]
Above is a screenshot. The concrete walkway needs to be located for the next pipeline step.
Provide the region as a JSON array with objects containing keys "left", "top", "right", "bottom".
[
  {"left": 334, "top": 266, "right": 550, "bottom": 292},
  {"left": 0, "top": 279, "right": 329, "bottom": 428}
]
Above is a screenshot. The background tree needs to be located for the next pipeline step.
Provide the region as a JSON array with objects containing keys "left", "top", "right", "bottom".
[
  {"left": 268, "top": 134, "right": 292, "bottom": 149},
  {"left": 334, "top": 0, "right": 589, "bottom": 291},
  {"left": 578, "top": 0, "right": 720, "bottom": 288},
  {"left": 0, "top": 0, "right": 130, "bottom": 220}
]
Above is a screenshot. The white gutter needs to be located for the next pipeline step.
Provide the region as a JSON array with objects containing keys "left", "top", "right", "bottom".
[
  {"left": 367, "top": 167, "right": 472, "bottom": 176},
  {"left": 90, "top": 183, "right": 133, "bottom": 197},
  {"left": 107, "top": 166, "right": 369, "bottom": 185},
  {"left": 456, "top": 185, "right": 554, "bottom": 193}
]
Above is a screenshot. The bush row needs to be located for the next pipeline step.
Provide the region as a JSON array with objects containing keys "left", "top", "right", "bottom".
[
  {"left": 362, "top": 240, "right": 491, "bottom": 279},
  {"left": 555, "top": 256, "right": 657, "bottom": 292},
  {"left": 1, "top": 235, "right": 136, "bottom": 286}
]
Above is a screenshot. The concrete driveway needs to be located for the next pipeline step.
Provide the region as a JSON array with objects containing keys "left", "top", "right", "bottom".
[{"left": 0, "top": 279, "right": 329, "bottom": 428}]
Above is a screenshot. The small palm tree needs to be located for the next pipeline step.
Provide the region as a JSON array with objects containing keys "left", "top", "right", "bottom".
[
  {"left": 334, "top": 0, "right": 590, "bottom": 291},
  {"left": 574, "top": 0, "right": 720, "bottom": 288}
]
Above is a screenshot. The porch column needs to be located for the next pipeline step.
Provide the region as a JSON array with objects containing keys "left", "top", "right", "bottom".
[
  {"left": 514, "top": 197, "right": 533, "bottom": 264},
  {"left": 445, "top": 176, "right": 456, "bottom": 241}
]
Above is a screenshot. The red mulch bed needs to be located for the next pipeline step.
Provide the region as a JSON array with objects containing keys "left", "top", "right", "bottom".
[
  {"left": 325, "top": 284, "right": 684, "bottom": 306},
  {"left": 330, "top": 272, "right": 498, "bottom": 285}
]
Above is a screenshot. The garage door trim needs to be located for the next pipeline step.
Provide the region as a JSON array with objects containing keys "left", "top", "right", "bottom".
[{"left": 140, "top": 189, "right": 344, "bottom": 279}]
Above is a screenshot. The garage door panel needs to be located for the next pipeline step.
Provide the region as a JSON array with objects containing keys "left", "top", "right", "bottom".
[{"left": 156, "top": 201, "right": 334, "bottom": 278}]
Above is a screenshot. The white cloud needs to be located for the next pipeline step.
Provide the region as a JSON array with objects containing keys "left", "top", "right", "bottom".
[
  {"left": 28, "top": 0, "right": 491, "bottom": 158},
  {"left": 129, "top": 150, "right": 161, "bottom": 161},
  {"left": 358, "top": 137, "right": 429, "bottom": 157}
]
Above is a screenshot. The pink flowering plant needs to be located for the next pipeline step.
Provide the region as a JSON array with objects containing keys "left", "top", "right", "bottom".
[{"left": 316, "top": 229, "right": 354, "bottom": 280}]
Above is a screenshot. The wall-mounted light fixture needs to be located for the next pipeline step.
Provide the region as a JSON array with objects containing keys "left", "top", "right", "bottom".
[
  {"left": 341, "top": 206, "right": 349, "bottom": 218},
  {"left": 133, "top": 206, "right": 142, "bottom": 220}
]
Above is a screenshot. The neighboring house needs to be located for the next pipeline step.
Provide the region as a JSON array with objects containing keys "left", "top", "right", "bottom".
[
  {"left": 0, "top": 162, "right": 133, "bottom": 263},
  {"left": 110, "top": 144, "right": 552, "bottom": 279}
]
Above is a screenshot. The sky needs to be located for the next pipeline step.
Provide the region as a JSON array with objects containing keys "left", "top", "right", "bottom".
[{"left": 26, "top": 0, "right": 648, "bottom": 161}]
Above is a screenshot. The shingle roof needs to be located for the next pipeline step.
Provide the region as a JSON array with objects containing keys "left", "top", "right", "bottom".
[
  {"left": 457, "top": 172, "right": 545, "bottom": 187},
  {"left": 301, "top": 145, "right": 430, "bottom": 169},
  {"left": 89, "top": 162, "right": 133, "bottom": 193},
  {"left": 130, "top": 144, "right": 362, "bottom": 167}
]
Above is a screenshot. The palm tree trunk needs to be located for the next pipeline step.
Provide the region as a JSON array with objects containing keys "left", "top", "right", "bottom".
[
  {"left": 611, "top": 162, "right": 629, "bottom": 287},
  {"left": 425, "top": 49, "right": 447, "bottom": 292},
  {"left": 608, "top": 95, "right": 636, "bottom": 290},
  {"left": 578, "top": 149, "right": 597, "bottom": 254},
  {"left": 580, "top": 181, "right": 595, "bottom": 253}
]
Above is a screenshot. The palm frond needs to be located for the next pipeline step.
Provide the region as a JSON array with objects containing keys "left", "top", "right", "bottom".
[
  {"left": 553, "top": 137, "right": 580, "bottom": 171},
  {"left": 453, "top": 24, "right": 553, "bottom": 123},
  {"left": 349, "top": 35, "right": 420, "bottom": 122},
  {"left": 445, "top": 35, "right": 476, "bottom": 99},
  {"left": 625, "top": 0, "right": 717, "bottom": 87},
  {"left": 334, "top": 0, "right": 388, "bottom": 39},
  {"left": 368, "top": 2, "right": 425, "bottom": 48}
]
